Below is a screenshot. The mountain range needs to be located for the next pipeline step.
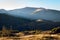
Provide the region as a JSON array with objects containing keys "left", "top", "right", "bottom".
[{"left": 0, "top": 7, "right": 60, "bottom": 31}]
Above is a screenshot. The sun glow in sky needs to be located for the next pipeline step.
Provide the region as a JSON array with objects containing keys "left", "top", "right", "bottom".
[{"left": 0, "top": 0, "right": 60, "bottom": 10}]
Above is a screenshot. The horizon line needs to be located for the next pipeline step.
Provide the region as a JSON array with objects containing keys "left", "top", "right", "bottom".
[{"left": 0, "top": 7, "right": 60, "bottom": 11}]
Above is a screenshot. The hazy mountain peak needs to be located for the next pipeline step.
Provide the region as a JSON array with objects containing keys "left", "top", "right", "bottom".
[
  {"left": 24, "top": 7, "right": 45, "bottom": 10},
  {"left": 0, "top": 9, "right": 7, "bottom": 13},
  {"left": 25, "top": 7, "right": 38, "bottom": 9}
]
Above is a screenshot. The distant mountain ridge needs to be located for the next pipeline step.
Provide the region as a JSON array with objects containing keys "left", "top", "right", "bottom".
[
  {"left": 0, "top": 7, "right": 60, "bottom": 22},
  {"left": 8, "top": 7, "right": 60, "bottom": 22},
  {"left": 0, "top": 7, "right": 60, "bottom": 31}
]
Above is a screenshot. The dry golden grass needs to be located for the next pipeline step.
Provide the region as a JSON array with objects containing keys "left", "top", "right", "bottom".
[
  {"left": 0, "top": 34, "right": 60, "bottom": 40},
  {"left": 20, "top": 34, "right": 60, "bottom": 40}
]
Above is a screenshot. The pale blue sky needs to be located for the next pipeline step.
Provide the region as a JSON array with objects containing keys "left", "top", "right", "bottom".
[{"left": 0, "top": 0, "right": 60, "bottom": 10}]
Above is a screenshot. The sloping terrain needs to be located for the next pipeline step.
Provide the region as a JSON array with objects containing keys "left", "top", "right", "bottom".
[
  {"left": 0, "top": 13, "right": 60, "bottom": 31},
  {"left": 0, "top": 7, "right": 60, "bottom": 31},
  {"left": 9, "top": 7, "right": 60, "bottom": 22}
]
